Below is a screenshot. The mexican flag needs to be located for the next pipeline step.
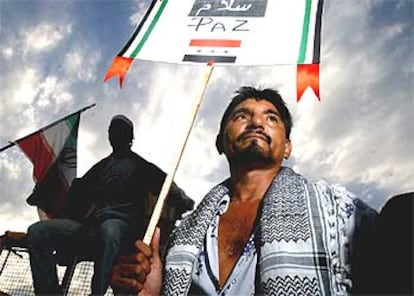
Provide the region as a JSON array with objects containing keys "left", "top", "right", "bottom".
[
  {"left": 105, "top": 0, "right": 323, "bottom": 100},
  {"left": 16, "top": 112, "right": 80, "bottom": 218}
]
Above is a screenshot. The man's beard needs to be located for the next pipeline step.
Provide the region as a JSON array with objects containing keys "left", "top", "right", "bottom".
[{"left": 229, "top": 139, "right": 274, "bottom": 166}]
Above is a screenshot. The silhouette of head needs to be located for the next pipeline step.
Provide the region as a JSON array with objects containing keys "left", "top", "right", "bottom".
[{"left": 108, "top": 115, "right": 134, "bottom": 152}]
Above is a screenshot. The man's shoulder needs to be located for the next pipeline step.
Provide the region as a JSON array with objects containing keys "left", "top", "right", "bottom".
[
  {"left": 92, "top": 153, "right": 114, "bottom": 166},
  {"left": 81, "top": 155, "right": 111, "bottom": 177},
  {"left": 130, "top": 150, "right": 166, "bottom": 171},
  {"left": 311, "top": 180, "right": 355, "bottom": 200},
  {"left": 311, "top": 180, "right": 378, "bottom": 216},
  {"left": 128, "top": 150, "right": 151, "bottom": 163}
]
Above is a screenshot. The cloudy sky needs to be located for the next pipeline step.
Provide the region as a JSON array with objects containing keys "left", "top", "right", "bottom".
[{"left": 0, "top": 0, "right": 413, "bottom": 235}]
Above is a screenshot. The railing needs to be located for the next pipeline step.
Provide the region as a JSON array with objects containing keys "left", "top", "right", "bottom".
[{"left": 0, "top": 232, "right": 113, "bottom": 296}]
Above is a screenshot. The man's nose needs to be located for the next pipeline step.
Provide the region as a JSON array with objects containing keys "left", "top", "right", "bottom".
[{"left": 248, "top": 114, "right": 265, "bottom": 129}]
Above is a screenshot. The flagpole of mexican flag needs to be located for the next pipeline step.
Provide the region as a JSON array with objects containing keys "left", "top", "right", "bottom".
[
  {"left": 143, "top": 62, "right": 215, "bottom": 245},
  {"left": 0, "top": 103, "right": 96, "bottom": 153}
]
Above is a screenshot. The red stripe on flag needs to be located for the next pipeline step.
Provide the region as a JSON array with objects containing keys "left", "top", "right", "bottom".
[
  {"left": 17, "top": 132, "right": 55, "bottom": 183},
  {"left": 104, "top": 56, "right": 134, "bottom": 88},
  {"left": 189, "top": 39, "right": 241, "bottom": 48},
  {"left": 297, "top": 64, "right": 320, "bottom": 102}
]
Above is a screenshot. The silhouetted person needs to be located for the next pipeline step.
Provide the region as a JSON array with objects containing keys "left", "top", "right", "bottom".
[
  {"left": 27, "top": 115, "right": 192, "bottom": 295},
  {"left": 376, "top": 192, "right": 413, "bottom": 295}
]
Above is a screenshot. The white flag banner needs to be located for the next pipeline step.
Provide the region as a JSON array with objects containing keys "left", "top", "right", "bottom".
[{"left": 105, "top": 0, "right": 323, "bottom": 98}]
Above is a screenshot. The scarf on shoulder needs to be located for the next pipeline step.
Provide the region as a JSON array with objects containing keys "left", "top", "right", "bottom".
[{"left": 162, "top": 167, "right": 355, "bottom": 295}]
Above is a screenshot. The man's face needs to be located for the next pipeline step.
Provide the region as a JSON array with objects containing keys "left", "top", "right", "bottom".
[
  {"left": 108, "top": 120, "right": 131, "bottom": 149},
  {"left": 222, "top": 98, "right": 291, "bottom": 166}
]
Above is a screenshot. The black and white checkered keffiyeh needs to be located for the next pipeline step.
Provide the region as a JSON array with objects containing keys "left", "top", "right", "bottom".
[{"left": 162, "top": 167, "right": 358, "bottom": 295}]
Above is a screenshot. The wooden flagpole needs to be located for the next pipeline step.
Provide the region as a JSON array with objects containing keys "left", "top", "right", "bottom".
[
  {"left": 143, "top": 62, "right": 215, "bottom": 245},
  {"left": 0, "top": 103, "right": 96, "bottom": 153}
]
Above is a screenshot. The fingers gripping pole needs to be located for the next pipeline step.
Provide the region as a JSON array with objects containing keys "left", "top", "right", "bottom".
[{"left": 143, "top": 62, "right": 215, "bottom": 245}]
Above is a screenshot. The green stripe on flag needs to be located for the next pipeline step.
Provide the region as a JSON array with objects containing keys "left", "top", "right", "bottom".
[
  {"left": 64, "top": 113, "right": 79, "bottom": 151},
  {"left": 65, "top": 113, "right": 79, "bottom": 131},
  {"left": 130, "top": 0, "right": 168, "bottom": 58},
  {"left": 298, "top": 0, "right": 312, "bottom": 64}
]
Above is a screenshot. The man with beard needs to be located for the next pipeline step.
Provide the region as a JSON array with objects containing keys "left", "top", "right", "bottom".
[{"left": 110, "top": 87, "right": 378, "bottom": 295}]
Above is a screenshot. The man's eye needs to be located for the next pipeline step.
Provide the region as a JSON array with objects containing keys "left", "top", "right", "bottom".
[
  {"left": 268, "top": 115, "right": 278, "bottom": 122},
  {"left": 234, "top": 114, "right": 246, "bottom": 120}
]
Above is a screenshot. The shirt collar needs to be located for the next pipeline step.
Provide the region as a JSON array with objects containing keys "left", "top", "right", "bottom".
[{"left": 215, "top": 194, "right": 231, "bottom": 216}]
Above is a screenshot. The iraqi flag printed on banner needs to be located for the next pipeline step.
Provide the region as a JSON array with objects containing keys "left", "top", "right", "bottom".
[
  {"left": 16, "top": 113, "right": 80, "bottom": 218},
  {"left": 105, "top": 0, "right": 323, "bottom": 100}
]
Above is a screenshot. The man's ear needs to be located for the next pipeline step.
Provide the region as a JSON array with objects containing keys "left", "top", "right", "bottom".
[
  {"left": 215, "top": 134, "right": 224, "bottom": 154},
  {"left": 284, "top": 139, "right": 292, "bottom": 159}
]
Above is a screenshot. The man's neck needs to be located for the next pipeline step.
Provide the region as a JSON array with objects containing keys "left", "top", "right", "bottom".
[
  {"left": 112, "top": 146, "right": 131, "bottom": 155},
  {"left": 229, "top": 165, "right": 281, "bottom": 202}
]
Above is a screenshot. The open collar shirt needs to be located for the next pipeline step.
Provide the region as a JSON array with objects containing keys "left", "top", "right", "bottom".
[{"left": 189, "top": 194, "right": 257, "bottom": 296}]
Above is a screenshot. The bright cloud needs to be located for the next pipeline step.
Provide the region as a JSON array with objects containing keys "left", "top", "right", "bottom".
[
  {"left": 24, "top": 23, "right": 72, "bottom": 53},
  {"left": 2, "top": 47, "right": 14, "bottom": 58},
  {"left": 63, "top": 48, "right": 101, "bottom": 82},
  {"left": 11, "top": 68, "right": 40, "bottom": 105}
]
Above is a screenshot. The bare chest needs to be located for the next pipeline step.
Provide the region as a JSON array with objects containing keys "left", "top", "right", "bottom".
[
  {"left": 219, "top": 212, "right": 255, "bottom": 256},
  {"left": 217, "top": 200, "right": 260, "bottom": 283}
]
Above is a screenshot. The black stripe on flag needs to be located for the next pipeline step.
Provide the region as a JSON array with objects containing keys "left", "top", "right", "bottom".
[
  {"left": 118, "top": 0, "right": 158, "bottom": 56},
  {"left": 312, "top": 0, "right": 324, "bottom": 64},
  {"left": 183, "top": 54, "right": 236, "bottom": 63}
]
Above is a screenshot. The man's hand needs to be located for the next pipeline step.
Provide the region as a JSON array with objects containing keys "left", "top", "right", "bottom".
[{"left": 111, "top": 228, "right": 162, "bottom": 295}]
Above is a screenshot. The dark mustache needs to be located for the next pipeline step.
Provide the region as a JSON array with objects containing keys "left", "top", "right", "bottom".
[{"left": 237, "top": 130, "right": 271, "bottom": 144}]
